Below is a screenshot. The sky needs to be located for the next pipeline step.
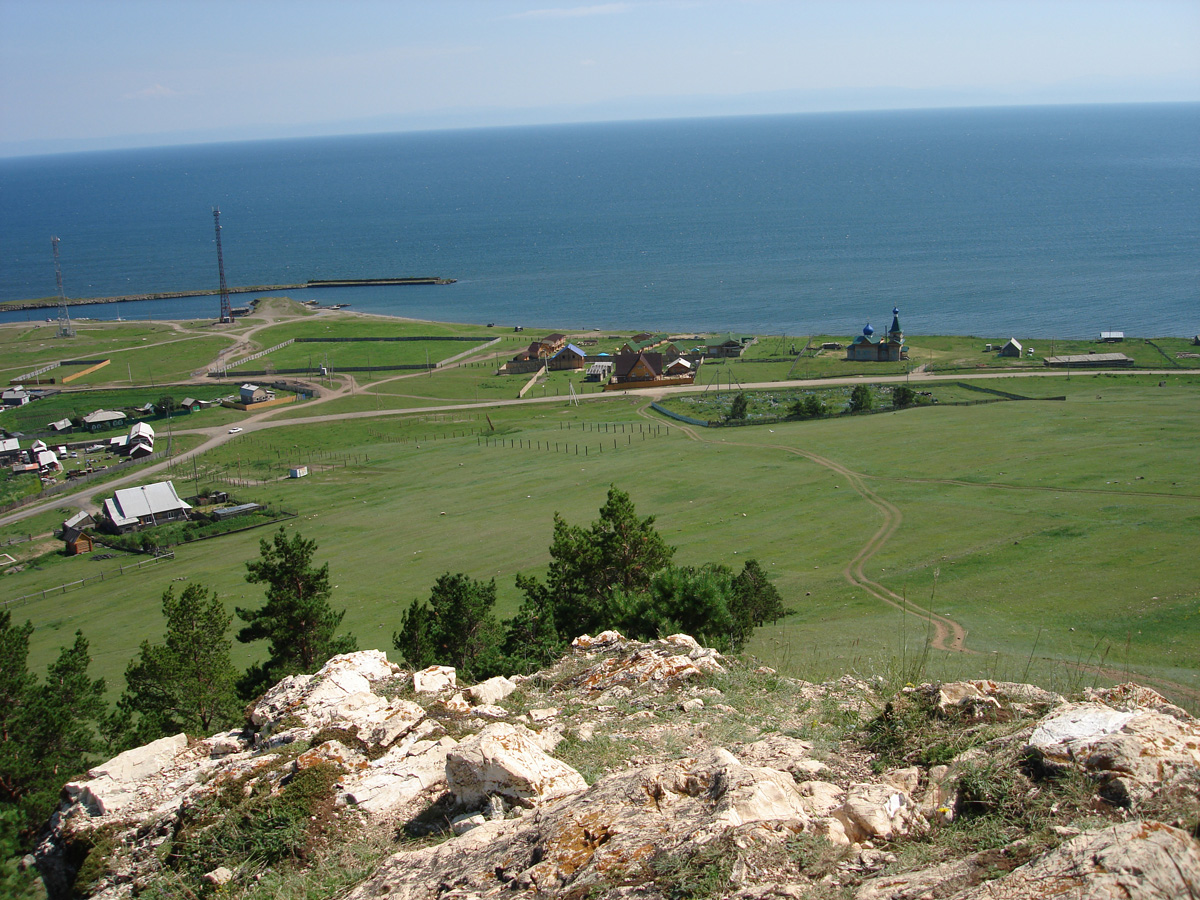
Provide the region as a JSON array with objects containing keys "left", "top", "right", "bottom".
[{"left": 1, "top": 0, "right": 1198, "bottom": 156}]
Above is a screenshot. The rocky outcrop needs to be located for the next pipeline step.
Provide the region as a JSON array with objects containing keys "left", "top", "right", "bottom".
[
  {"left": 1026, "top": 687, "right": 1200, "bottom": 808},
  {"left": 954, "top": 820, "right": 1200, "bottom": 899},
  {"left": 446, "top": 722, "right": 588, "bottom": 809},
  {"left": 32, "top": 640, "right": 1200, "bottom": 900}
]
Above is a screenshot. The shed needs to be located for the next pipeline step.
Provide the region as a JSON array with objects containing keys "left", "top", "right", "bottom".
[
  {"left": 180, "top": 397, "right": 201, "bottom": 412},
  {"left": 289, "top": 466, "right": 309, "bottom": 478},
  {"left": 585, "top": 361, "right": 613, "bottom": 381},
  {"left": 1100, "top": 331, "right": 1125, "bottom": 342},
  {"left": 211, "top": 502, "right": 262, "bottom": 521},
  {"left": 61, "top": 511, "right": 96, "bottom": 555},
  {"left": 47, "top": 418, "right": 73, "bottom": 432},
  {"left": 999, "top": 338, "right": 1023, "bottom": 358}
]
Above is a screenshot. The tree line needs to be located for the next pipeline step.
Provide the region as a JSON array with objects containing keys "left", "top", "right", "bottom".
[{"left": 0, "top": 487, "right": 787, "bottom": 848}]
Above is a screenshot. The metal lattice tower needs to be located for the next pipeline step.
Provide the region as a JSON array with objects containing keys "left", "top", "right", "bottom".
[
  {"left": 51, "top": 236, "right": 75, "bottom": 337},
  {"left": 213, "top": 207, "right": 234, "bottom": 323}
]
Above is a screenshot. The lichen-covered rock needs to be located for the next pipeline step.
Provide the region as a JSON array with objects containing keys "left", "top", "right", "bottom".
[
  {"left": 952, "top": 821, "right": 1200, "bottom": 899},
  {"left": 343, "top": 748, "right": 825, "bottom": 900},
  {"left": 1027, "top": 699, "right": 1200, "bottom": 806},
  {"left": 446, "top": 722, "right": 587, "bottom": 809},
  {"left": 63, "top": 734, "right": 188, "bottom": 816}
]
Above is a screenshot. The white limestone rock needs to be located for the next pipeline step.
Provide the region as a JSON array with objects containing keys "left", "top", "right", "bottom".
[
  {"left": 65, "top": 733, "right": 188, "bottom": 816},
  {"left": 414, "top": 665, "right": 457, "bottom": 694},
  {"left": 468, "top": 675, "right": 518, "bottom": 706},
  {"left": 447, "top": 722, "right": 587, "bottom": 809}
]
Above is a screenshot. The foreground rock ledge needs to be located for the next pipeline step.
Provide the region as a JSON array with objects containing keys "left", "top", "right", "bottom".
[{"left": 33, "top": 639, "right": 1200, "bottom": 900}]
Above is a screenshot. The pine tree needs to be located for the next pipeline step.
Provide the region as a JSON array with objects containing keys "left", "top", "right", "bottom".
[
  {"left": 394, "top": 573, "right": 504, "bottom": 681},
  {"left": 113, "top": 583, "right": 240, "bottom": 747},
  {"left": 237, "top": 527, "right": 356, "bottom": 692},
  {"left": 533, "top": 486, "right": 675, "bottom": 637}
]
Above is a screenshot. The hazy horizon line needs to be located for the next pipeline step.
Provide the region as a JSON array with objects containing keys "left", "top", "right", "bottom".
[{"left": 3, "top": 92, "right": 1198, "bottom": 162}]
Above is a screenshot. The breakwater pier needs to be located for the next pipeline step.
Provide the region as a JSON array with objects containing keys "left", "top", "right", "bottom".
[{"left": 0, "top": 277, "right": 456, "bottom": 312}]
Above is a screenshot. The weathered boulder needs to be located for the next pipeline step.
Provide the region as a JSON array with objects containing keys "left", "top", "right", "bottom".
[
  {"left": 342, "top": 733, "right": 458, "bottom": 815},
  {"left": 248, "top": 649, "right": 406, "bottom": 733},
  {"left": 63, "top": 733, "right": 188, "bottom": 815},
  {"left": 413, "top": 665, "right": 457, "bottom": 693},
  {"left": 446, "top": 722, "right": 587, "bottom": 809},
  {"left": 1027, "top": 699, "right": 1200, "bottom": 806},
  {"left": 834, "top": 783, "right": 925, "bottom": 843},
  {"left": 468, "top": 675, "right": 518, "bottom": 706},
  {"left": 952, "top": 821, "right": 1200, "bottom": 899},
  {"left": 565, "top": 638, "right": 725, "bottom": 693}
]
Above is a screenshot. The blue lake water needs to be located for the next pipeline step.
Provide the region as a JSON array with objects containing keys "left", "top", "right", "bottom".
[{"left": 1, "top": 104, "right": 1197, "bottom": 338}]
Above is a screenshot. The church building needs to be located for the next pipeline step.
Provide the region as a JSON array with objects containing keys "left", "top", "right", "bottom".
[{"left": 846, "top": 308, "right": 908, "bottom": 362}]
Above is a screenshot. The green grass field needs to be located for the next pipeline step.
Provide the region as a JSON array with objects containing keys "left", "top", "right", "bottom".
[
  {"left": 3, "top": 370, "right": 1197, "bottom": 712},
  {"left": 4, "top": 308, "right": 1197, "bottom": 710}
]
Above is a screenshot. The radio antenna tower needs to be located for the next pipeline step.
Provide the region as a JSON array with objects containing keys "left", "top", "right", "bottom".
[
  {"left": 51, "top": 236, "right": 75, "bottom": 337},
  {"left": 212, "top": 207, "right": 234, "bottom": 323}
]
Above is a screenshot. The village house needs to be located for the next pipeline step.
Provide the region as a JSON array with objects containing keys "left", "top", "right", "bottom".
[
  {"left": 47, "top": 418, "right": 73, "bottom": 433},
  {"left": 551, "top": 343, "right": 588, "bottom": 370},
  {"left": 612, "top": 351, "right": 664, "bottom": 384},
  {"left": 37, "top": 448, "right": 61, "bottom": 474},
  {"left": 101, "top": 480, "right": 192, "bottom": 533},
  {"left": 82, "top": 409, "right": 127, "bottom": 432},
  {"left": 179, "top": 397, "right": 201, "bottom": 413},
  {"left": 1, "top": 388, "right": 31, "bottom": 408},
  {"left": 240, "top": 384, "right": 273, "bottom": 404},
  {"left": 845, "top": 308, "right": 908, "bottom": 362},
  {"left": 0, "top": 437, "right": 21, "bottom": 464},
  {"left": 126, "top": 421, "right": 155, "bottom": 459},
  {"left": 621, "top": 333, "right": 670, "bottom": 355},
  {"left": 705, "top": 333, "right": 755, "bottom": 358},
  {"left": 665, "top": 357, "right": 695, "bottom": 377}
]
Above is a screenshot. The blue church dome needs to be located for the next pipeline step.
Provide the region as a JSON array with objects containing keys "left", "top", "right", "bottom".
[{"left": 863, "top": 323, "right": 875, "bottom": 336}]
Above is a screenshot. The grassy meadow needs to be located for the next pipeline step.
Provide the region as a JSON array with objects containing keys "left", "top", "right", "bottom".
[
  {"left": 3, "top": 303, "right": 1198, "bottom": 709},
  {"left": 3, "top": 363, "right": 1197, "bottom": 711}
]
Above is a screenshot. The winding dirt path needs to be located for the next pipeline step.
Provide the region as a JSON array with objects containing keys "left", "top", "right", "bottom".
[{"left": 632, "top": 404, "right": 969, "bottom": 652}]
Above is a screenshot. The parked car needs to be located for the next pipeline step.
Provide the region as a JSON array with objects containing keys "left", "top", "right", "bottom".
[{"left": 228, "top": 427, "right": 243, "bottom": 434}]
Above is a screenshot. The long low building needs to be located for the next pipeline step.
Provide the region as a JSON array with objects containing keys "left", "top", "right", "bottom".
[
  {"left": 102, "top": 480, "right": 192, "bottom": 533},
  {"left": 1043, "top": 353, "right": 1133, "bottom": 368}
]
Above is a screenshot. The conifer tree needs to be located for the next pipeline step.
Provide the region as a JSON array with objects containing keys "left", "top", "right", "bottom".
[
  {"left": 237, "top": 527, "right": 355, "bottom": 693},
  {"left": 112, "top": 583, "right": 240, "bottom": 748}
]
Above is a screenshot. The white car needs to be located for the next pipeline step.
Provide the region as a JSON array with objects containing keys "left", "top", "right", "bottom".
[{"left": 228, "top": 427, "right": 243, "bottom": 434}]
